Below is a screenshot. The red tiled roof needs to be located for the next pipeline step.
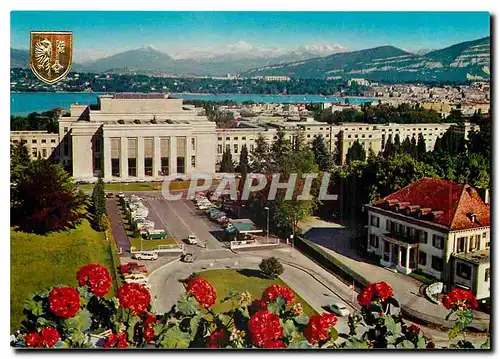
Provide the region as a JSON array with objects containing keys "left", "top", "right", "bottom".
[{"left": 373, "top": 178, "right": 490, "bottom": 230}]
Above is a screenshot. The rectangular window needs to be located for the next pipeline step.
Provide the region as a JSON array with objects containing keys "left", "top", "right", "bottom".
[
  {"left": 225, "top": 144, "right": 230, "bottom": 152},
  {"left": 51, "top": 139, "right": 56, "bottom": 143},
  {"left": 41, "top": 139, "right": 46, "bottom": 144},
  {"left": 486, "top": 241, "right": 490, "bottom": 248},
  {"left": 470, "top": 235, "right": 480, "bottom": 251},
  {"left": 431, "top": 256, "right": 444, "bottom": 272},
  {"left": 419, "top": 251, "right": 427, "bottom": 266},
  {"left": 234, "top": 137, "right": 238, "bottom": 140},
  {"left": 482, "top": 232, "right": 487, "bottom": 238},
  {"left": 234, "top": 144, "right": 238, "bottom": 153},
  {"left": 161, "top": 157, "right": 169, "bottom": 175},
  {"left": 419, "top": 231, "right": 428, "bottom": 244},
  {"left": 242, "top": 136, "right": 246, "bottom": 140},
  {"left": 111, "top": 158, "right": 120, "bottom": 177},
  {"left": 226, "top": 137, "right": 230, "bottom": 141},
  {"left": 64, "top": 127, "right": 68, "bottom": 133},
  {"left": 218, "top": 144, "right": 223, "bottom": 154},
  {"left": 250, "top": 144, "right": 255, "bottom": 152},
  {"left": 144, "top": 158, "right": 153, "bottom": 176},
  {"left": 191, "top": 156, "right": 196, "bottom": 168},
  {"left": 432, "top": 235, "right": 445, "bottom": 250},
  {"left": 128, "top": 158, "right": 137, "bottom": 177},
  {"left": 218, "top": 137, "right": 222, "bottom": 141},
  {"left": 42, "top": 148, "right": 47, "bottom": 158},
  {"left": 32, "top": 149, "right": 37, "bottom": 157},
  {"left": 386, "top": 219, "right": 390, "bottom": 230},
  {"left": 191, "top": 138, "right": 196, "bottom": 151},
  {"left": 456, "top": 237, "right": 466, "bottom": 253},
  {"left": 456, "top": 263, "right": 472, "bottom": 280},
  {"left": 485, "top": 268, "right": 490, "bottom": 282},
  {"left": 177, "top": 157, "right": 185, "bottom": 174},
  {"left": 369, "top": 234, "right": 379, "bottom": 248}
]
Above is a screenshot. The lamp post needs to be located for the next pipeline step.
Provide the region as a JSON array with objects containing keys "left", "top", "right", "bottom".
[
  {"left": 264, "top": 206, "right": 269, "bottom": 241},
  {"left": 289, "top": 234, "right": 294, "bottom": 256}
]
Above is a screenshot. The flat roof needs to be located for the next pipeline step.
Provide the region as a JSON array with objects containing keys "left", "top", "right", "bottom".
[
  {"left": 227, "top": 219, "right": 263, "bottom": 234},
  {"left": 453, "top": 249, "right": 490, "bottom": 265}
]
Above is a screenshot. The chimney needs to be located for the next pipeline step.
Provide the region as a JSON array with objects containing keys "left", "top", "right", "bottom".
[
  {"left": 484, "top": 188, "right": 490, "bottom": 204},
  {"left": 468, "top": 212, "right": 477, "bottom": 223}
]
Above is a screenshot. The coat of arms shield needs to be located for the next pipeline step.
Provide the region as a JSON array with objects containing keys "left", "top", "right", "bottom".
[{"left": 29, "top": 31, "right": 72, "bottom": 84}]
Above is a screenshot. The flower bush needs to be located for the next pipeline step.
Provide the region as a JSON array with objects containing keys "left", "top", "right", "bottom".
[{"left": 11, "top": 265, "right": 488, "bottom": 349}]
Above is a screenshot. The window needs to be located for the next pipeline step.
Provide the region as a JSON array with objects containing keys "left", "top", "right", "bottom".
[
  {"left": 307, "top": 134, "right": 311, "bottom": 138},
  {"left": 234, "top": 137, "right": 238, "bottom": 140},
  {"left": 456, "top": 263, "right": 471, "bottom": 280},
  {"left": 431, "top": 256, "right": 444, "bottom": 272},
  {"left": 386, "top": 219, "right": 390, "bottom": 230},
  {"left": 32, "top": 149, "right": 37, "bottom": 157},
  {"left": 242, "top": 136, "right": 246, "bottom": 140},
  {"left": 369, "top": 234, "right": 379, "bottom": 248},
  {"left": 234, "top": 144, "right": 238, "bottom": 153},
  {"left": 226, "top": 137, "right": 230, "bottom": 141},
  {"left": 225, "top": 144, "right": 230, "bottom": 152},
  {"left": 470, "top": 235, "right": 480, "bottom": 251},
  {"left": 456, "top": 237, "right": 466, "bottom": 253},
  {"left": 218, "top": 137, "right": 222, "bottom": 141},
  {"left": 144, "top": 158, "right": 153, "bottom": 176},
  {"left": 41, "top": 139, "right": 46, "bottom": 144},
  {"left": 432, "top": 235, "right": 445, "bottom": 250},
  {"left": 486, "top": 241, "right": 490, "bottom": 248},
  {"left": 419, "top": 251, "right": 427, "bottom": 266},
  {"left": 485, "top": 268, "right": 490, "bottom": 282},
  {"left": 482, "top": 232, "right": 487, "bottom": 238},
  {"left": 161, "top": 157, "right": 169, "bottom": 175},
  {"left": 21, "top": 140, "right": 27, "bottom": 144},
  {"left": 348, "top": 135, "right": 352, "bottom": 138},
  {"left": 111, "top": 159, "right": 120, "bottom": 177},
  {"left": 64, "top": 127, "right": 68, "bottom": 133},
  {"left": 128, "top": 158, "right": 137, "bottom": 177},
  {"left": 218, "top": 144, "right": 223, "bottom": 154},
  {"left": 191, "top": 138, "right": 196, "bottom": 150},
  {"left": 250, "top": 144, "right": 255, "bottom": 152},
  {"left": 177, "top": 157, "right": 185, "bottom": 174},
  {"left": 51, "top": 139, "right": 56, "bottom": 143},
  {"left": 42, "top": 148, "right": 47, "bottom": 158},
  {"left": 12, "top": 140, "right": 18, "bottom": 143},
  {"left": 419, "top": 231, "right": 428, "bottom": 244},
  {"left": 32, "top": 139, "right": 37, "bottom": 144},
  {"left": 191, "top": 156, "right": 196, "bottom": 167}
]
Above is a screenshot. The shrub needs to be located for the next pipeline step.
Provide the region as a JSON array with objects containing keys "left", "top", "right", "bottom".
[{"left": 259, "top": 257, "right": 284, "bottom": 279}]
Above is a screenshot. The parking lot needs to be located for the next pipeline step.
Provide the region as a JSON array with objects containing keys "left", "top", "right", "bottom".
[{"left": 127, "top": 193, "right": 227, "bottom": 252}]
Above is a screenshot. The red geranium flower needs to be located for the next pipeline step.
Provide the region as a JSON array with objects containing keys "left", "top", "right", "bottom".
[
  {"left": 206, "top": 330, "right": 230, "bottom": 348},
  {"left": 262, "top": 284, "right": 295, "bottom": 305},
  {"left": 442, "top": 288, "right": 478, "bottom": 310},
  {"left": 24, "top": 332, "right": 43, "bottom": 348},
  {"left": 117, "top": 283, "right": 151, "bottom": 314},
  {"left": 262, "top": 339, "right": 286, "bottom": 348},
  {"left": 48, "top": 287, "right": 80, "bottom": 319},
  {"left": 357, "top": 282, "right": 394, "bottom": 306},
  {"left": 77, "top": 264, "right": 112, "bottom": 297},
  {"left": 250, "top": 299, "right": 268, "bottom": 312},
  {"left": 144, "top": 327, "right": 155, "bottom": 342},
  {"left": 374, "top": 282, "right": 394, "bottom": 300},
  {"left": 41, "top": 327, "right": 60, "bottom": 347},
  {"left": 103, "top": 332, "right": 128, "bottom": 348},
  {"left": 186, "top": 277, "right": 217, "bottom": 308},
  {"left": 304, "top": 313, "right": 338, "bottom": 344},
  {"left": 408, "top": 324, "right": 422, "bottom": 336},
  {"left": 247, "top": 310, "right": 283, "bottom": 347}
]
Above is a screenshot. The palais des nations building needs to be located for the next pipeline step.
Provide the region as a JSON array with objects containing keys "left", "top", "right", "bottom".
[{"left": 10, "top": 93, "right": 477, "bottom": 183}]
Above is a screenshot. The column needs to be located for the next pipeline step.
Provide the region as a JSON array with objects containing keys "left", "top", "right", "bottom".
[
  {"left": 137, "top": 136, "right": 145, "bottom": 179},
  {"left": 186, "top": 136, "right": 193, "bottom": 174},
  {"left": 153, "top": 137, "right": 161, "bottom": 178},
  {"left": 169, "top": 136, "right": 177, "bottom": 175},
  {"left": 103, "top": 137, "right": 112, "bottom": 180},
  {"left": 388, "top": 243, "right": 393, "bottom": 263},
  {"left": 397, "top": 245, "right": 402, "bottom": 267},
  {"left": 405, "top": 247, "right": 410, "bottom": 271},
  {"left": 120, "top": 137, "right": 128, "bottom": 180}
]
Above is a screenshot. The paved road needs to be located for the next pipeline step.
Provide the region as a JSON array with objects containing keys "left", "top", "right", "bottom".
[{"left": 106, "top": 198, "right": 131, "bottom": 255}]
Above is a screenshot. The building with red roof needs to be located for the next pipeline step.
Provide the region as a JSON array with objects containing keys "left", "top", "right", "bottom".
[{"left": 365, "top": 177, "right": 490, "bottom": 300}]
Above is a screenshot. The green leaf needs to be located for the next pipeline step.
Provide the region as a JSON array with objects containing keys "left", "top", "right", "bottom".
[
  {"left": 480, "top": 339, "right": 490, "bottom": 349},
  {"left": 293, "top": 314, "right": 309, "bottom": 325},
  {"left": 276, "top": 296, "right": 286, "bottom": 307},
  {"left": 417, "top": 336, "right": 426, "bottom": 349},
  {"left": 288, "top": 339, "right": 314, "bottom": 349},
  {"left": 177, "top": 294, "right": 200, "bottom": 316},
  {"left": 384, "top": 316, "right": 401, "bottom": 336},
  {"left": 396, "top": 340, "right": 415, "bottom": 349},
  {"left": 343, "top": 338, "right": 370, "bottom": 349},
  {"left": 70, "top": 330, "right": 86, "bottom": 345},
  {"left": 160, "top": 325, "right": 191, "bottom": 348},
  {"left": 63, "top": 309, "right": 92, "bottom": 332},
  {"left": 190, "top": 315, "right": 202, "bottom": 338},
  {"left": 281, "top": 319, "right": 297, "bottom": 337},
  {"left": 126, "top": 315, "right": 141, "bottom": 342},
  {"left": 267, "top": 302, "right": 281, "bottom": 314},
  {"left": 329, "top": 327, "right": 339, "bottom": 342},
  {"left": 448, "top": 323, "right": 461, "bottom": 340}
]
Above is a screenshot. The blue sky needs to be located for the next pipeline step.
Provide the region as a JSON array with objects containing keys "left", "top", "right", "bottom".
[{"left": 11, "top": 11, "right": 490, "bottom": 59}]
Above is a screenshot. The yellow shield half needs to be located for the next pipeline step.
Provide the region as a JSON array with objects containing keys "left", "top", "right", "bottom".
[{"left": 30, "top": 31, "right": 73, "bottom": 84}]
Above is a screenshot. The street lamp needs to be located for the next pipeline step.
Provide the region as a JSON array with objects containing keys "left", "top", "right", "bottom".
[
  {"left": 289, "top": 234, "right": 294, "bottom": 256},
  {"left": 264, "top": 206, "right": 269, "bottom": 241}
]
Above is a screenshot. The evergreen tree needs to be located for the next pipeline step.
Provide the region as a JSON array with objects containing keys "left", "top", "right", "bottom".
[
  {"left": 346, "top": 140, "right": 366, "bottom": 164},
  {"left": 91, "top": 176, "right": 107, "bottom": 230},
  {"left": 220, "top": 149, "right": 235, "bottom": 173},
  {"left": 394, "top": 133, "right": 402, "bottom": 154},
  {"left": 402, "top": 137, "right": 412, "bottom": 155},
  {"left": 11, "top": 141, "right": 31, "bottom": 168},
  {"left": 410, "top": 136, "right": 418, "bottom": 159},
  {"left": 417, "top": 133, "right": 427, "bottom": 160},
  {"left": 251, "top": 133, "right": 269, "bottom": 173},
  {"left": 383, "top": 134, "right": 394, "bottom": 158},
  {"left": 270, "top": 128, "right": 291, "bottom": 172},
  {"left": 311, "top": 134, "right": 333, "bottom": 172},
  {"left": 239, "top": 144, "right": 250, "bottom": 179}
]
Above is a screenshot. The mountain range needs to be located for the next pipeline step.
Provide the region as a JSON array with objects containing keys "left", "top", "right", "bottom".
[{"left": 10, "top": 37, "right": 490, "bottom": 82}]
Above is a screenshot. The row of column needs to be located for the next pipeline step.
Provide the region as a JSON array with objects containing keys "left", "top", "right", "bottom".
[
  {"left": 386, "top": 241, "right": 413, "bottom": 270},
  {"left": 103, "top": 136, "right": 193, "bottom": 179}
]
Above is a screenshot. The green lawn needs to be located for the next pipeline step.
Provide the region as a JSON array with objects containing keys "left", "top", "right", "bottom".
[
  {"left": 409, "top": 271, "right": 438, "bottom": 285},
  {"left": 198, "top": 269, "right": 317, "bottom": 316},
  {"left": 79, "top": 182, "right": 160, "bottom": 192},
  {"left": 10, "top": 219, "right": 117, "bottom": 332},
  {"left": 129, "top": 237, "right": 177, "bottom": 250}
]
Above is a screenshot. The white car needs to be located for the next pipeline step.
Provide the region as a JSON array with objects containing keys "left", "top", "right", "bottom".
[
  {"left": 133, "top": 252, "right": 159, "bottom": 261},
  {"left": 327, "top": 302, "right": 351, "bottom": 317},
  {"left": 187, "top": 235, "right": 198, "bottom": 245},
  {"left": 118, "top": 192, "right": 125, "bottom": 198}
]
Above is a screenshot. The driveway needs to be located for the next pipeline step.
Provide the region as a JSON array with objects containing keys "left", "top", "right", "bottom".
[{"left": 106, "top": 198, "right": 130, "bottom": 255}]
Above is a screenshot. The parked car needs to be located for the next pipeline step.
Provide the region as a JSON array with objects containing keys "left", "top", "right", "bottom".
[
  {"left": 187, "top": 235, "right": 198, "bottom": 245},
  {"left": 146, "top": 230, "right": 167, "bottom": 240},
  {"left": 132, "top": 252, "right": 159, "bottom": 261},
  {"left": 105, "top": 193, "right": 115, "bottom": 198},
  {"left": 182, "top": 253, "right": 195, "bottom": 263},
  {"left": 118, "top": 192, "right": 125, "bottom": 198},
  {"left": 325, "top": 302, "right": 351, "bottom": 317}
]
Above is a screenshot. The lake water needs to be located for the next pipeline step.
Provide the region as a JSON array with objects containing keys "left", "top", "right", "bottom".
[{"left": 10, "top": 92, "right": 376, "bottom": 116}]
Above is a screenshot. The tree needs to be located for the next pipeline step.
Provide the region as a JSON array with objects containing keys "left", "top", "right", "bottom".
[
  {"left": 394, "top": 133, "right": 401, "bottom": 154},
  {"left": 410, "top": 136, "right": 418, "bottom": 159},
  {"left": 238, "top": 144, "right": 250, "bottom": 179},
  {"left": 345, "top": 140, "right": 366, "bottom": 164},
  {"left": 270, "top": 129, "right": 291, "bottom": 173},
  {"left": 401, "top": 137, "right": 412, "bottom": 156},
  {"left": 311, "top": 134, "right": 333, "bottom": 172},
  {"left": 220, "top": 149, "right": 235, "bottom": 173},
  {"left": 11, "top": 141, "right": 31, "bottom": 168},
  {"left": 259, "top": 257, "right": 284, "bottom": 279},
  {"left": 91, "top": 176, "right": 107, "bottom": 231},
  {"left": 417, "top": 133, "right": 426, "bottom": 161},
  {"left": 12, "top": 159, "right": 86, "bottom": 234},
  {"left": 251, "top": 133, "right": 269, "bottom": 173},
  {"left": 383, "top": 134, "right": 394, "bottom": 158}
]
